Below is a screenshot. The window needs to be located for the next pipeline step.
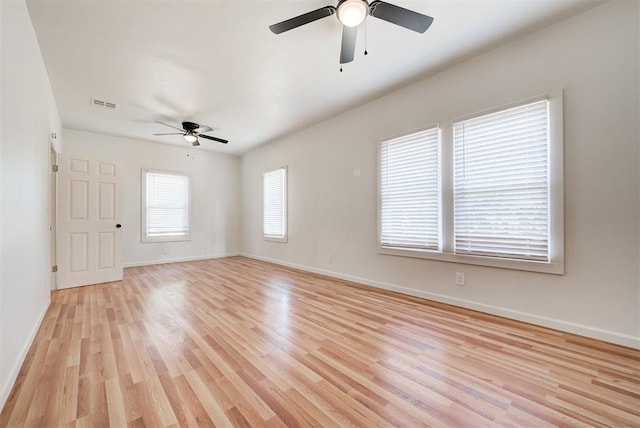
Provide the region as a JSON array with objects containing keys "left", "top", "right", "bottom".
[
  {"left": 263, "top": 167, "right": 287, "bottom": 242},
  {"left": 378, "top": 93, "right": 563, "bottom": 274},
  {"left": 379, "top": 127, "right": 440, "bottom": 251},
  {"left": 142, "top": 170, "right": 190, "bottom": 242},
  {"left": 453, "top": 100, "right": 549, "bottom": 261}
]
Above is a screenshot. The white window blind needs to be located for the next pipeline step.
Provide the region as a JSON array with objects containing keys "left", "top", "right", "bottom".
[
  {"left": 380, "top": 127, "right": 440, "bottom": 250},
  {"left": 263, "top": 167, "right": 287, "bottom": 240},
  {"left": 144, "top": 171, "right": 189, "bottom": 240},
  {"left": 453, "top": 99, "right": 549, "bottom": 261}
]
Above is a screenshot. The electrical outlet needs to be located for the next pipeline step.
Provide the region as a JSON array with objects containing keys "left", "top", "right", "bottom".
[
  {"left": 456, "top": 272, "right": 465, "bottom": 286},
  {"left": 328, "top": 255, "right": 333, "bottom": 264},
  {"left": 266, "top": 244, "right": 271, "bottom": 253},
  {"left": 162, "top": 246, "right": 169, "bottom": 255}
]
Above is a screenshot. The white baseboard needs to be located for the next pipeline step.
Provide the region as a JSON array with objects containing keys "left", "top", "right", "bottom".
[
  {"left": 241, "top": 253, "right": 640, "bottom": 350},
  {"left": 0, "top": 298, "right": 50, "bottom": 412},
  {"left": 123, "top": 252, "right": 240, "bottom": 268}
]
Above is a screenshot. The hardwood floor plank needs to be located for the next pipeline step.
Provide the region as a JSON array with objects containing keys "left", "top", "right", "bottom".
[
  {"left": 170, "top": 373, "right": 215, "bottom": 427},
  {"left": 183, "top": 370, "right": 232, "bottom": 426},
  {"left": 105, "top": 377, "right": 127, "bottom": 427},
  {"left": 88, "top": 378, "right": 109, "bottom": 427},
  {"left": 1, "top": 256, "right": 638, "bottom": 427}
]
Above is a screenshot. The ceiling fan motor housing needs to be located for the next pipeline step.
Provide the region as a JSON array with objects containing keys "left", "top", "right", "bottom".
[{"left": 182, "top": 121, "right": 200, "bottom": 131}]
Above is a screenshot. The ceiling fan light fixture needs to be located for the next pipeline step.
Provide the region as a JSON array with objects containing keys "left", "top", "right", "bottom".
[
  {"left": 183, "top": 133, "right": 198, "bottom": 144},
  {"left": 337, "top": 0, "right": 368, "bottom": 27}
]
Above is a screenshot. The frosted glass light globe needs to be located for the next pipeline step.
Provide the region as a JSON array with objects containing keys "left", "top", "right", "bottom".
[
  {"left": 337, "top": 0, "right": 368, "bottom": 27},
  {"left": 183, "top": 133, "right": 198, "bottom": 143}
]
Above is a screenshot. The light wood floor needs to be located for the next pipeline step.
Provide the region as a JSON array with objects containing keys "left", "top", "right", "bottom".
[{"left": 1, "top": 257, "right": 638, "bottom": 427}]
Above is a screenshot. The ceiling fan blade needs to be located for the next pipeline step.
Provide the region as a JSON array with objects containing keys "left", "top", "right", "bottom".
[
  {"left": 153, "top": 132, "right": 183, "bottom": 136},
  {"left": 199, "top": 134, "right": 229, "bottom": 144},
  {"left": 340, "top": 25, "right": 357, "bottom": 64},
  {"left": 194, "top": 126, "right": 213, "bottom": 134},
  {"left": 269, "top": 6, "right": 336, "bottom": 34},
  {"left": 154, "top": 120, "right": 185, "bottom": 132},
  {"left": 369, "top": 1, "right": 434, "bottom": 33}
]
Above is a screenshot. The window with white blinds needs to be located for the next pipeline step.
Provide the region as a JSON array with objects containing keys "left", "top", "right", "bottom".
[
  {"left": 142, "top": 170, "right": 190, "bottom": 242},
  {"left": 263, "top": 167, "right": 287, "bottom": 241},
  {"left": 379, "top": 127, "right": 440, "bottom": 250},
  {"left": 453, "top": 100, "right": 549, "bottom": 261}
]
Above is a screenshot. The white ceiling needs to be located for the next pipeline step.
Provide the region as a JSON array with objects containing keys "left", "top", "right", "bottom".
[{"left": 27, "top": 0, "right": 602, "bottom": 155}]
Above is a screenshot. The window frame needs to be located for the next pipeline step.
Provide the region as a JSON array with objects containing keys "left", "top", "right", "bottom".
[
  {"left": 141, "top": 168, "right": 191, "bottom": 243},
  {"left": 377, "top": 124, "right": 442, "bottom": 253},
  {"left": 377, "top": 91, "right": 564, "bottom": 274},
  {"left": 263, "top": 166, "right": 288, "bottom": 243}
]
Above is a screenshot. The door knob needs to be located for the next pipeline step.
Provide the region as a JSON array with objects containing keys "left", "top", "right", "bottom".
[{"left": 116, "top": 224, "right": 122, "bottom": 228}]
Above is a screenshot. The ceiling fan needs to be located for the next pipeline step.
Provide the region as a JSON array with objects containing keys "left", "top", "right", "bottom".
[
  {"left": 153, "top": 121, "right": 228, "bottom": 146},
  {"left": 269, "top": 0, "right": 434, "bottom": 65}
]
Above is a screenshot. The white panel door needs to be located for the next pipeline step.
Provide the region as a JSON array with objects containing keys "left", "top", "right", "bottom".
[{"left": 57, "top": 155, "right": 123, "bottom": 288}]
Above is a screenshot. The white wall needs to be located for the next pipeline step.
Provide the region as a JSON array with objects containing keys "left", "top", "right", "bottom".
[
  {"left": 0, "top": 0, "right": 62, "bottom": 410},
  {"left": 241, "top": 1, "right": 640, "bottom": 348},
  {"left": 63, "top": 129, "right": 240, "bottom": 267}
]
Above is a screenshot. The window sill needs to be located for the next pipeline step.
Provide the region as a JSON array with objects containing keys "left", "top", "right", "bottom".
[
  {"left": 264, "top": 236, "right": 288, "bottom": 243},
  {"left": 142, "top": 235, "right": 191, "bottom": 243},
  {"left": 379, "top": 246, "right": 564, "bottom": 275}
]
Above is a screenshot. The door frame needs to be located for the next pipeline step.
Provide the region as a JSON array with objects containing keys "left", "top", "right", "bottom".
[{"left": 50, "top": 144, "right": 58, "bottom": 291}]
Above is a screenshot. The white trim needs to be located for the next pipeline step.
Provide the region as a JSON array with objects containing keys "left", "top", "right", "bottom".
[
  {"left": 377, "top": 91, "right": 564, "bottom": 274},
  {"left": 263, "top": 166, "right": 288, "bottom": 242},
  {"left": 0, "top": 299, "right": 50, "bottom": 411},
  {"left": 264, "top": 236, "right": 288, "bottom": 243},
  {"left": 141, "top": 168, "right": 191, "bottom": 243},
  {"left": 547, "top": 90, "right": 565, "bottom": 272},
  {"left": 378, "top": 122, "right": 440, "bottom": 146},
  {"left": 123, "top": 252, "right": 239, "bottom": 268},
  {"left": 451, "top": 93, "right": 549, "bottom": 124},
  {"left": 240, "top": 253, "right": 639, "bottom": 349},
  {"left": 377, "top": 125, "right": 441, "bottom": 251},
  {"left": 378, "top": 246, "right": 564, "bottom": 274}
]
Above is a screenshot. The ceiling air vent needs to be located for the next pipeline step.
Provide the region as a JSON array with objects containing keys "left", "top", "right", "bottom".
[{"left": 90, "top": 98, "right": 116, "bottom": 110}]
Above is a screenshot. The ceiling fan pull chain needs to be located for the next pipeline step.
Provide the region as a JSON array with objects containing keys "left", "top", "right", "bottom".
[{"left": 364, "top": 19, "right": 368, "bottom": 55}]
